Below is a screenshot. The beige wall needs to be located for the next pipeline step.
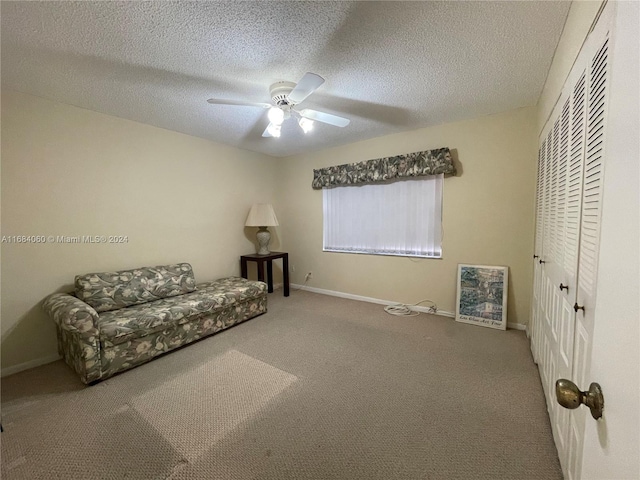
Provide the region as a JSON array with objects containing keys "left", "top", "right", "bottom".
[
  {"left": 1, "top": 90, "right": 279, "bottom": 372},
  {"left": 537, "top": 0, "right": 604, "bottom": 133},
  {"left": 276, "top": 107, "right": 538, "bottom": 326},
  {"left": 5, "top": 27, "right": 579, "bottom": 371}
]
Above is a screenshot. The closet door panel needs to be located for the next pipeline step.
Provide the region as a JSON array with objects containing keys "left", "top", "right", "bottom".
[
  {"left": 570, "top": 32, "right": 610, "bottom": 480},
  {"left": 578, "top": 37, "right": 609, "bottom": 300},
  {"left": 565, "top": 72, "right": 588, "bottom": 289},
  {"left": 531, "top": 142, "right": 546, "bottom": 362}
]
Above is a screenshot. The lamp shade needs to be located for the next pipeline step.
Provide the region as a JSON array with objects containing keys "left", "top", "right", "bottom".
[{"left": 245, "top": 204, "right": 279, "bottom": 227}]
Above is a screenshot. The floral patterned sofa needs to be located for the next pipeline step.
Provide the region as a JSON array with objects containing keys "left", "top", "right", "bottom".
[{"left": 43, "top": 263, "right": 267, "bottom": 384}]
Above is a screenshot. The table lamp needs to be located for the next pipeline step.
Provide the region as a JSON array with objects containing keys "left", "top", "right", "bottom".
[{"left": 245, "top": 204, "right": 279, "bottom": 255}]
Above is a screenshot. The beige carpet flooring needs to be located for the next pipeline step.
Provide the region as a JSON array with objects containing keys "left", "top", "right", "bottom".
[{"left": 1, "top": 290, "right": 562, "bottom": 480}]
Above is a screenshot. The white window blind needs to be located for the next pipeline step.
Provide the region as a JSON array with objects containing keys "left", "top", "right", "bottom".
[{"left": 323, "top": 175, "right": 443, "bottom": 258}]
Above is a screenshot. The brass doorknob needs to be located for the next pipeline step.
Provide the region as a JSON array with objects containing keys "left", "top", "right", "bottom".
[{"left": 555, "top": 379, "right": 604, "bottom": 419}]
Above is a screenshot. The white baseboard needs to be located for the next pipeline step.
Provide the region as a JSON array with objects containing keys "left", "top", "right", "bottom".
[
  {"left": 290, "top": 284, "right": 527, "bottom": 331},
  {"left": 1, "top": 354, "right": 61, "bottom": 378},
  {"left": 508, "top": 323, "right": 527, "bottom": 331},
  {"left": 290, "top": 283, "right": 451, "bottom": 317}
]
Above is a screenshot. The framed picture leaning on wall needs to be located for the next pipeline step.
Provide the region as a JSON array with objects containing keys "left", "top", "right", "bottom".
[{"left": 455, "top": 264, "right": 508, "bottom": 330}]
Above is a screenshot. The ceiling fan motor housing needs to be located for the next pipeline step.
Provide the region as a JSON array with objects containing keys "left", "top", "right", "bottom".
[{"left": 270, "top": 81, "right": 296, "bottom": 106}]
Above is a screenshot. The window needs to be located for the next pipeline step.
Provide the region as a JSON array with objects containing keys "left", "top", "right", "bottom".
[{"left": 322, "top": 174, "right": 443, "bottom": 258}]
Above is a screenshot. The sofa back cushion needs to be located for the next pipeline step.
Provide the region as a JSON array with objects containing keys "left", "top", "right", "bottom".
[{"left": 75, "top": 263, "right": 197, "bottom": 312}]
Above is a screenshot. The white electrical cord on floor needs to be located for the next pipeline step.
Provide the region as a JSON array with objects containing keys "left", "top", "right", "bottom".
[
  {"left": 293, "top": 277, "right": 310, "bottom": 292},
  {"left": 384, "top": 299, "right": 438, "bottom": 316}
]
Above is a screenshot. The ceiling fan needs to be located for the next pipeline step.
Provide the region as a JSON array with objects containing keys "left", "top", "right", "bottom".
[{"left": 207, "top": 72, "right": 350, "bottom": 138}]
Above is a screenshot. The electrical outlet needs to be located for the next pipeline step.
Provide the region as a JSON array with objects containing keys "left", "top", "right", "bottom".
[
  {"left": 305, "top": 272, "right": 312, "bottom": 281},
  {"left": 291, "top": 264, "right": 296, "bottom": 273}
]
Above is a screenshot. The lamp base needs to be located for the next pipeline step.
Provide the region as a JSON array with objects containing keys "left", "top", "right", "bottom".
[{"left": 256, "top": 227, "right": 271, "bottom": 255}]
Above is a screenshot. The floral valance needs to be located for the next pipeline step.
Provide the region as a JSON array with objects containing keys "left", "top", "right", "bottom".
[{"left": 311, "top": 147, "right": 456, "bottom": 189}]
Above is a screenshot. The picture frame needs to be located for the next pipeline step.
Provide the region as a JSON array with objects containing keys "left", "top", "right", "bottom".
[{"left": 455, "top": 264, "right": 508, "bottom": 330}]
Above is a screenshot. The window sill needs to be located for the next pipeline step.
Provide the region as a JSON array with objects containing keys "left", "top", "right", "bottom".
[{"left": 323, "top": 248, "right": 442, "bottom": 259}]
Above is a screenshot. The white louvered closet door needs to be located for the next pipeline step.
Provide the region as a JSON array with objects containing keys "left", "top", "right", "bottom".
[
  {"left": 568, "top": 30, "right": 610, "bottom": 480},
  {"left": 536, "top": 112, "right": 572, "bottom": 466},
  {"left": 531, "top": 146, "right": 545, "bottom": 365},
  {"left": 530, "top": 6, "right": 611, "bottom": 479}
]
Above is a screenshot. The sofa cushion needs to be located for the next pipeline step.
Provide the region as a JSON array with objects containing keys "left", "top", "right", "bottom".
[
  {"left": 75, "top": 263, "right": 197, "bottom": 313},
  {"left": 97, "top": 276, "right": 267, "bottom": 345}
]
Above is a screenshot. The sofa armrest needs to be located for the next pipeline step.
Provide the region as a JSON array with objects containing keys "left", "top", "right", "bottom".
[
  {"left": 43, "top": 293, "right": 100, "bottom": 336},
  {"left": 43, "top": 293, "right": 103, "bottom": 384}
]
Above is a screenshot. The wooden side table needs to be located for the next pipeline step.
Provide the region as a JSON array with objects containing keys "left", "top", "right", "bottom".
[{"left": 240, "top": 251, "right": 289, "bottom": 297}]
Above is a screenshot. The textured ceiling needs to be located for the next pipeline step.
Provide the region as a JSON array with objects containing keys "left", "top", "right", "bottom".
[{"left": 1, "top": 1, "right": 570, "bottom": 157}]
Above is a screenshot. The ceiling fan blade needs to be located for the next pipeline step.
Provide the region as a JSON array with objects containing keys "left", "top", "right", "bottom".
[
  {"left": 207, "top": 99, "right": 271, "bottom": 108},
  {"left": 299, "top": 108, "right": 350, "bottom": 127},
  {"left": 287, "top": 72, "right": 325, "bottom": 104}
]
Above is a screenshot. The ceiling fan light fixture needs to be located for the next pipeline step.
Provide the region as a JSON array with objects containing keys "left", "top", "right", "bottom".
[
  {"left": 268, "top": 107, "right": 285, "bottom": 125},
  {"left": 207, "top": 73, "right": 350, "bottom": 140},
  {"left": 299, "top": 117, "right": 314, "bottom": 134},
  {"left": 266, "top": 123, "right": 281, "bottom": 138}
]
